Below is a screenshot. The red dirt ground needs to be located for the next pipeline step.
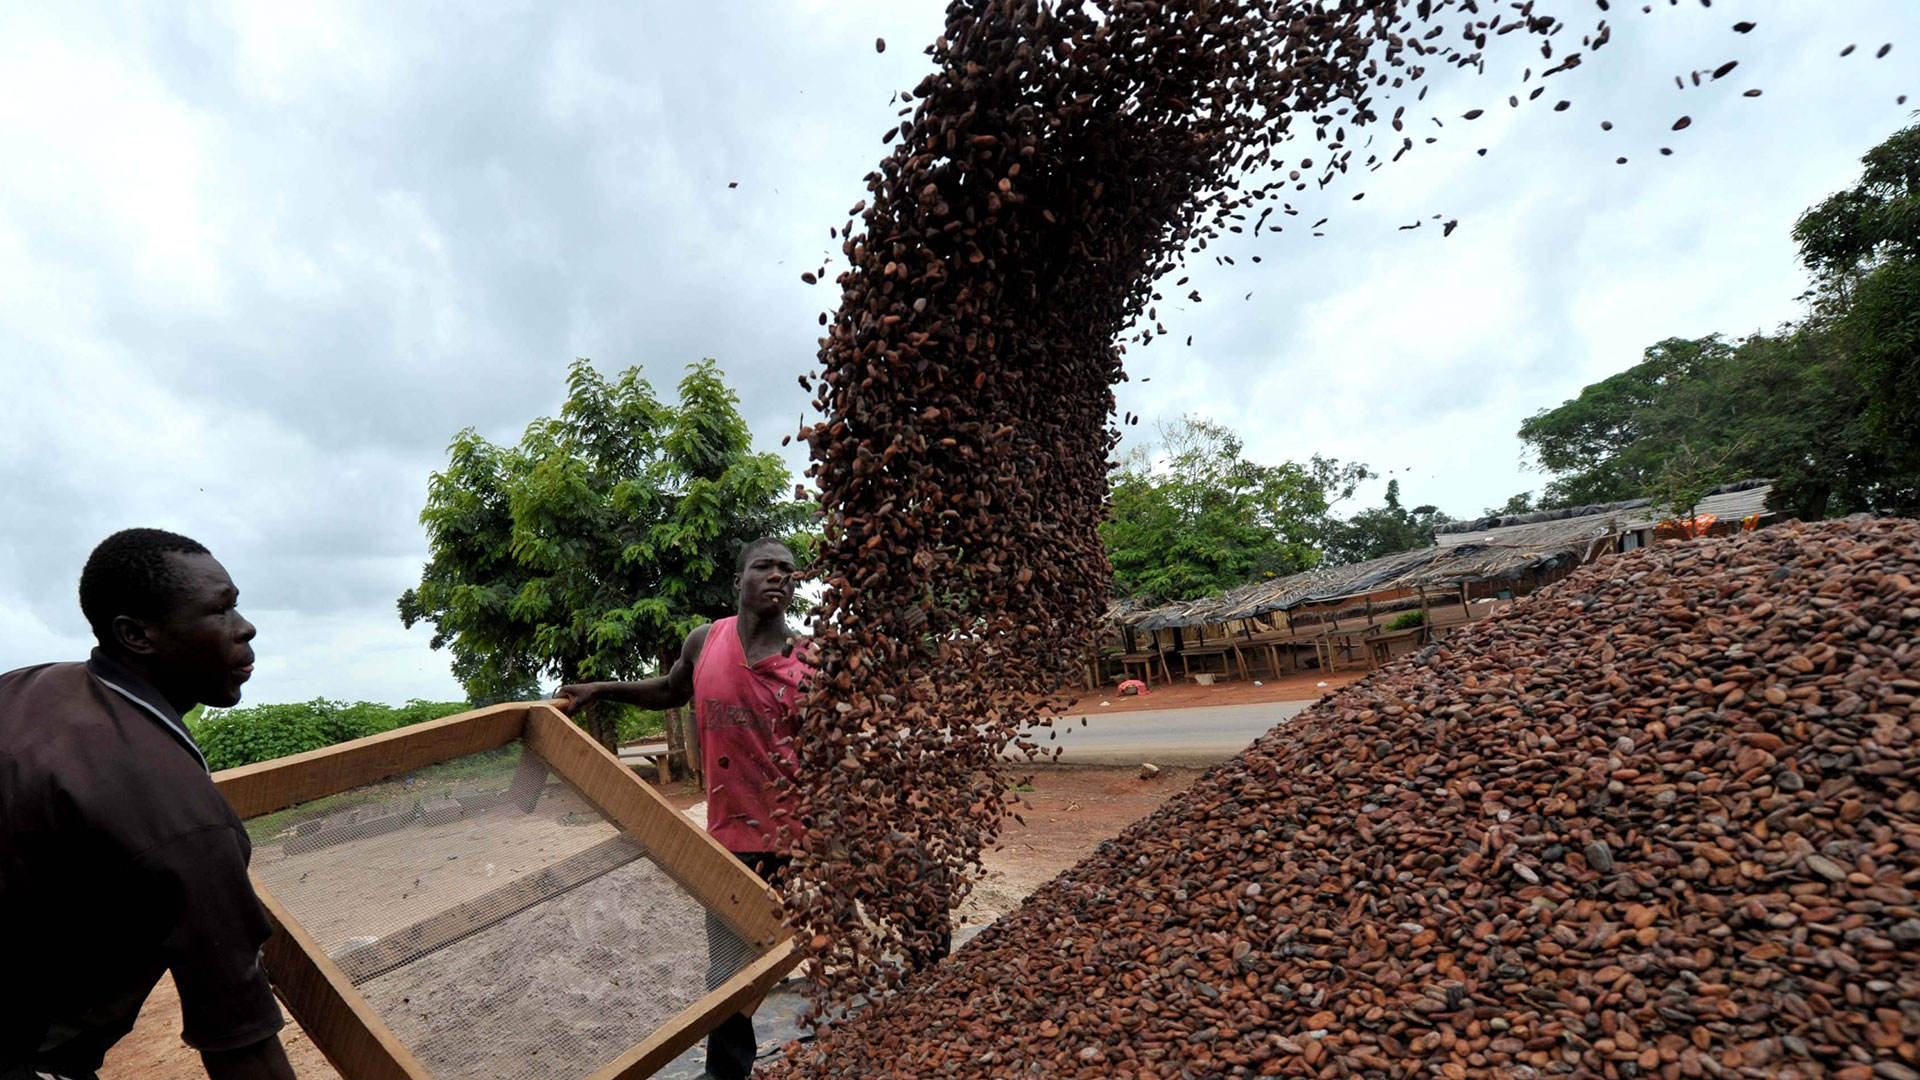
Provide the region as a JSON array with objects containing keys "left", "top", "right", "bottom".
[{"left": 1053, "top": 667, "right": 1358, "bottom": 715}]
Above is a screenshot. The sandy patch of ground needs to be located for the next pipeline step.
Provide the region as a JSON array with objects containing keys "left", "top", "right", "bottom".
[
  {"left": 956, "top": 764, "right": 1203, "bottom": 932},
  {"left": 251, "top": 784, "right": 621, "bottom": 954}
]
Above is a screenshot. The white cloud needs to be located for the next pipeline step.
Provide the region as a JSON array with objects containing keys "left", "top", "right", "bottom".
[{"left": 2, "top": 0, "right": 1915, "bottom": 695}]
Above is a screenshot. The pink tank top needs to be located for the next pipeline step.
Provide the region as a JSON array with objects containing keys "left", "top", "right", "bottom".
[{"left": 693, "top": 617, "right": 812, "bottom": 853}]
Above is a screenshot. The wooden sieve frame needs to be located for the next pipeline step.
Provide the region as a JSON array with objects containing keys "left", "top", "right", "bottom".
[{"left": 213, "top": 702, "right": 799, "bottom": 1080}]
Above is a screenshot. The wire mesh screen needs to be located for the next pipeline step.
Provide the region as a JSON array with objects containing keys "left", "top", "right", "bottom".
[{"left": 246, "top": 740, "right": 755, "bottom": 1080}]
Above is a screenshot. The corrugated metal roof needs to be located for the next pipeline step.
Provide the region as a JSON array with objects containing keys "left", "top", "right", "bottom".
[
  {"left": 1435, "top": 482, "right": 1774, "bottom": 549},
  {"left": 1617, "top": 483, "right": 1775, "bottom": 532},
  {"left": 1434, "top": 512, "right": 1626, "bottom": 549},
  {"left": 1109, "top": 481, "right": 1778, "bottom": 631}
]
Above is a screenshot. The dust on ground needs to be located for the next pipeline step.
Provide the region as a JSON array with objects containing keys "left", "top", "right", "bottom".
[
  {"left": 956, "top": 764, "right": 1205, "bottom": 933},
  {"left": 1055, "top": 667, "right": 1358, "bottom": 716},
  {"left": 102, "top": 764, "right": 1201, "bottom": 1080},
  {"left": 362, "top": 856, "right": 719, "bottom": 1080}
]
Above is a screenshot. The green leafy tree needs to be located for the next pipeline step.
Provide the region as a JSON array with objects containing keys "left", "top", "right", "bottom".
[
  {"left": 1794, "top": 122, "right": 1920, "bottom": 471},
  {"left": 1644, "top": 438, "right": 1746, "bottom": 529},
  {"left": 1517, "top": 335, "right": 1735, "bottom": 509},
  {"left": 399, "top": 358, "right": 811, "bottom": 748},
  {"left": 1101, "top": 416, "right": 1369, "bottom": 601},
  {"left": 1517, "top": 125, "right": 1920, "bottom": 520},
  {"left": 1322, "top": 479, "right": 1453, "bottom": 565},
  {"left": 1518, "top": 329, "right": 1907, "bottom": 520},
  {"left": 1484, "top": 491, "right": 1536, "bottom": 517}
]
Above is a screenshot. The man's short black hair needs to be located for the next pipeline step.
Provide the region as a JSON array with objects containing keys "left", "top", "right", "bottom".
[
  {"left": 736, "top": 537, "right": 793, "bottom": 574},
  {"left": 78, "top": 528, "right": 211, "bottom": 641}
]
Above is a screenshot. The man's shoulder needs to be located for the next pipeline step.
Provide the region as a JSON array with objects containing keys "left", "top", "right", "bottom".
[
  {"left": 0, "top": 660, "right": 88, "bottom": 694},
  {"left": 684, "top": 620, "right": 720, "bottom": 659},
  {"left": 1, "top": 662, "right": 222, "bottom": 836},
  {"left": 0, "top": 661, "right": 97, "bottom": 749}
]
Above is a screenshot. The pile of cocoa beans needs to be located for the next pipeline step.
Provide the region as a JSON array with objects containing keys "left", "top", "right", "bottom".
[
  {"left": 785, "top": 0, "right": 1608, "bottom": 1018},
  {"left": 776, "top": 520, "right": 1920, "bottom": 1079},
  {"left": 781, "top": 0, "right": 1902, "bottom": 1030}
]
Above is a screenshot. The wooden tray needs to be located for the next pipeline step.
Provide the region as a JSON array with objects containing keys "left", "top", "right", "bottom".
[{"left": 214, "top": 702, "right": 798, "bottom": 1080}]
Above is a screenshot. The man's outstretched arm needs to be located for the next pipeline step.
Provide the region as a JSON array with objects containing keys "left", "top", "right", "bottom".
[{"left": 553, "top": 624, "right": 709, "bottom": 714}]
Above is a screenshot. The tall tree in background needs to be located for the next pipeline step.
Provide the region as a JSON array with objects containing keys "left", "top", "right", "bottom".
[
  {"left": 1794, "top": 121, "right": 1920, "bottom": 473},
  {"left": 399, "top": 359, "right": 811, "bottom": 747},
  {"left": 1518, "top": 331, "right": 1899, "bottom": 520},
  {"left": 1515, "top": 123, "right": 1920, "bottom": 521},
  {"left": 1516, "top": 336, "right": 1733, "bottom": 508},
  {"left": 1101, "top": 416, "right": 1369, "bottom": 601},
  {"left": 1322, "top": 479, "right": 1453, "bottom": 565}
]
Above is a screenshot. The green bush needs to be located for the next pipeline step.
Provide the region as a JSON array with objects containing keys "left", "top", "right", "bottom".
[
  {"left": 615, "top": 705, "right": 666, "bottom": 743},
  {"left": 1386, "top": 610, "right": 1426, "bottom": 631},
  {"left": 189, "top": 698, "right": 469, "bottom": 772}
]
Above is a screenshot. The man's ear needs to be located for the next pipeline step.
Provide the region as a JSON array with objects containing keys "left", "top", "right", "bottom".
[{"left": 110, "top": 614, "right": 161, "bottom": 657}]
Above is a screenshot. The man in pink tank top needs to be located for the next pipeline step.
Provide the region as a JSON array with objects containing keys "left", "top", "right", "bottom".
[{"left": 554, "top": 537, "right": 812, "bottom": 1079}]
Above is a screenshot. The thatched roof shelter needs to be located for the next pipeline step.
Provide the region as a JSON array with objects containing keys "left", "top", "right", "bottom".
[{"left": 1109, "top": 481, "right": 1777, "bottom": 631}]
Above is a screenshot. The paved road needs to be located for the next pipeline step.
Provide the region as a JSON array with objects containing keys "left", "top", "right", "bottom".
[{"left": 1034, "top": 700, "right": 1313, "bottom": 765}]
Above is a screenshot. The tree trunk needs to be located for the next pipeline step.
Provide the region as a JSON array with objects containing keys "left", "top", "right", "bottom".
[
  {"left": 686, "top": 707, "right": 703, "bottom": 788},
  {"left": 664, "top": 705, "right": 688, "bottom": 783},
  {"left": 586, "top": 703, "right": 619, "bottom": 753},
  {"left": 1800, "top": 482, "right": 1833, "bottom": 522},
  {"left": 659, "top": 648, "right": 694, "bottom": 784}
]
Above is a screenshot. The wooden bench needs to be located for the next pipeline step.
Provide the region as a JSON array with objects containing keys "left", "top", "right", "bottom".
[
  {"left": 1243, "top": 629, "right": 1310, "bottom": 678},
  {"left": 1363, "top": 625, "right": 1428, "bottom": 668},
  {"left": 1181, "top": 640, "right": 1248, "bottom": 682},
  {"left": 617, "top": 738, "right": 672, "bottom": 785},
  {"left": 1120, "top": 650, "right": 1172, "bottom": 688}
]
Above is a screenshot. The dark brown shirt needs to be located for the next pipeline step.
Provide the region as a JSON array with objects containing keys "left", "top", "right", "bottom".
[{"left": 0, "top": 652, "right": 283, "bottom": 1073}]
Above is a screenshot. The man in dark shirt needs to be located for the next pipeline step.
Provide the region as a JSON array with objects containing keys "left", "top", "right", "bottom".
[{"left": 0, "top": 529, "right": 296, "bottom": 1080}]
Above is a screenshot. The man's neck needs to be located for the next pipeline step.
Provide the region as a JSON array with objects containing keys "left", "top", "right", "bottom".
[
  {"left": 92, "top": 647, "right": 193, "bottom": 717},
  {"left": 735, "top": 606, "right": 789, "bottom": 658}
]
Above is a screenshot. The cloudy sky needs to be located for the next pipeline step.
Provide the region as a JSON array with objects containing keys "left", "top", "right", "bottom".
[{"left": 2, "top": 2, "right": 1913, "bottom": 706}]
